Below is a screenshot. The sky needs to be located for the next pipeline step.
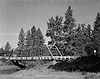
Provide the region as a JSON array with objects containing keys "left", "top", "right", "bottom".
[{"left": 0, "top": 0, "right": 100, "bottom": 48}]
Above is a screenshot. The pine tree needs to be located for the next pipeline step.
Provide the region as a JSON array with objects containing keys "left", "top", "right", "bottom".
[
  {"left": 63, "top": 6, "right": 76, "bottom": 34},
  {"left": 87, "top": 24, "right": 91, "bottom": 38},
  {"left": 93, "top": 12, "right": 100, "bottom": 42},
  {"left": 60, "top": 6, "right": 76, "bottom": 56},
  {"left": 94, "top": 12, "right": 100, "bottom": 31},
  {"left": 18, "top": 28, "right": 25, "bottom": 50},
  {"left": 34, "top": 28, "right": 46, "bottom": 56},
  {"left": 0, "top": 47, "right": 5, "bottom": 56},
  {"left": 5, "top": 42, "right": 11, "bottom": 51},
  {"left": 30, "top": 26, "right": 37, "bottom": 47},
  {"left": 75, "top": 24, "right": 92, "bottom": 56},
  {"left": 92, "top": 12, "right": 100, "bottom": 56},
  {"left": 31, "top": 26, "right": 36, "bottom": 35},
  {"left": 25, "top": 30, "right": 31, "bottom": 47},
  {"left": 35, "top": 28, "right": 45, "bottom": 46},
  {"left": 46, "top": 16, "right": 63, "bottom": 44},
  {"left": 21, "top": 30, "right": 31, "bottom": 57},
  {"left": 4, "top": 42, "right": 11, "bottom": 56}
]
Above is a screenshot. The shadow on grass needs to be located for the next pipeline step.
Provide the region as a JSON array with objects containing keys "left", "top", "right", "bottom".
[{"left": 48, "top": 55, "right": 100, "bottom": 73}]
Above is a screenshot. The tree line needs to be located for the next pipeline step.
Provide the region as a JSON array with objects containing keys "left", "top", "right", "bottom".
[{"left": 0, "top": 6, "right": 100, "bottom": 57}]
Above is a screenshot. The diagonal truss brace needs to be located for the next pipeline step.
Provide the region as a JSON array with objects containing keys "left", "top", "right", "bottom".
[
  {"left": 45, "top": 44, "right": 55, "bottom": 60},
  {"left": 53, "top": 43, "right": 63, "bottom": 56}
]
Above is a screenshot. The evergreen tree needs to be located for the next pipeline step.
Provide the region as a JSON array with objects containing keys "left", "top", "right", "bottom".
[
  {"left": 25, "top": 30, "right": 31, "bottom": 47},
  {"left": 75, "top": 24, "right": 92, "bottom": 56},
  {"left": 63, "top": 6, "right": 76, "bottom": 34},
  {"left": 60, "top": 6, "right": 76, "bottom": 56},
  {"left": 18, "top": 28, "right": 25, "bottom": 50},
  {"left": 94, "top": 12, "right": 100, "bottom": 31},
  {"left": 92, "top": 12, "right": 100, "bottom": 56},
  {"left": 46, "top": 6, "right": 77, "bottom": 56},
  {"left": 5, "top": 42, "right": 11, "bottom": 51},
  {"left": 35, "top": 28, "right": 45, "bottom": 46},
  {"left": 31, "top": 25, "right": 36, "bottom": 35},
  {"left": 0, "top": 47, "right": 5, "bottom": 56},
  {"left": 86, "top": 24, "right": 92, "bottom": 38},
  {"left": 4, "top": 42, "right": 12, "bottom": 56},
  {"left": 23, "top": 30, "right": 32, "bottom": 57},
  {"left": 46, "top": 16, "right": 63, "bottom": 44},
  {"left": 30, "top": 26, "right": 37, "bottom": 47},
  {"left": 93, "top": 12, "right": 100, "bottom": 43}
]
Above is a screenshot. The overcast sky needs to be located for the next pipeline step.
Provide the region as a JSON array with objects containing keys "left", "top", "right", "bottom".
[{"left": 0, "top": 0, "right": 100, "bottom": 48}]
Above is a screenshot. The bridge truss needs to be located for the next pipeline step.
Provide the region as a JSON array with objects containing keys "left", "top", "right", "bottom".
[
  {"left": 0, "top": 43, "right": 79, "bottom": 68},
  {"left": 1, "top": 43, "right": 79, "bottom": 61}
]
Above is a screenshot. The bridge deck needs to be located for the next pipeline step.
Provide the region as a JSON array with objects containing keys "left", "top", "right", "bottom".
[{"left": 0, "top": 56, "right": 79, "bottom": 60}]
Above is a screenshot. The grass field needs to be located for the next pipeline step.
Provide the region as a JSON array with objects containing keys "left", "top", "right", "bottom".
[
  {"left": 0, "top": 61, "right": 100, "bottom": 79},
  {"left": 0, "top": 67, "right": 83, "bottom": 79},
  {"left": 0, "top": 61, "right": 83, "bottom": 79}
]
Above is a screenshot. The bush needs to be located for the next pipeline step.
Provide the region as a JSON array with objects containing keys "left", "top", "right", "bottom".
[
  {"left": 0, "top": 58, "right": 13, "bottom": 66},
  {"left": 81, "top": 71, "right": 87, "bottom": 75},
  {"left": 48, "top": 55, "right": 100, "bottom": 72},
  {"left": 84, "top": 73, "right": 99, "bottom": 79}
]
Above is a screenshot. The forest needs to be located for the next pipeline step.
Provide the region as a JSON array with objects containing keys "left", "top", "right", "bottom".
[{"left": 0, "top": 5, "right": 100, "bottom": 59}]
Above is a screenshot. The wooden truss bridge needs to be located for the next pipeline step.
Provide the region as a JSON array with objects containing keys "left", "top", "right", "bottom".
[{"left": 0, "top": 43, "right": 79, "bottom": 68}]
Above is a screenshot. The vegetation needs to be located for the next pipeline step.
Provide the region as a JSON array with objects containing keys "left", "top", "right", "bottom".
[
  {"left": 46, "top": 6, "right": 92, "bottom": 56},
  {"left": 1, "top": 42, "right": 12, "bottom": 56},
  {"left": 0, "top": 5, "right": 99, "bottom": 57},
  {"left": 84, "top": 73, "right": 99, "bottom": 79},
  {"left": 0, "top": 47, "right": 5, "bottom": 56},
  {"left": 48, "top": 55, "right": 100, "bottom": 72},
  {"left": 1, "top": 5, "right": 100, "bottom": 72}
]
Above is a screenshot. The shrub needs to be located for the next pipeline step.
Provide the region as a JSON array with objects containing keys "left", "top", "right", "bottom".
[
  {"left": 81, "top": 71, "right": 87, "bottom": 75},
  {"left": 48, "top": 55, "right": 100, "bottom": 72},
  {"left": 84, "top": 73, "right": 99, "bottom": 79}
]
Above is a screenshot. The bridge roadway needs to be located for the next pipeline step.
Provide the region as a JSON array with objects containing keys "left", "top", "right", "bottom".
[{"left": 0, "top": 56, "right": 80, "bottom": 61}]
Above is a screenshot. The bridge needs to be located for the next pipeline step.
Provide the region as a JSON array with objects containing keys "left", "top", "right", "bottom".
[{"left": 0, "top": 43, "right": 80, "bottom": 69}]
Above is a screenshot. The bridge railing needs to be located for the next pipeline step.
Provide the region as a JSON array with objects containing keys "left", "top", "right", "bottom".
[{"left": 0, "top": 56, "right": 79, "bottom": 60}]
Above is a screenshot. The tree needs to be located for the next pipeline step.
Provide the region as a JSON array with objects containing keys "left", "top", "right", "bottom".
[
  {"left": 31, "top": 25, "right": 36, "bottom": 35},
  {"left": 17, "top": 28, "right": 25, "bottom": 56},
  {"left": 4, "top": 42, "right": 12, "bottom": 56},
  {"left": 30, "top": 28, "right": 45, "bottom": 57},
  {"left": 5, "top": 42, "right": 11, "bottom": 51},
  {"left": 30, "top": 26, "right": 37, "bottom": 47},
  {"left": 46, "top": 16, "right": 63, "bottom": 44},
  {"left": 75, "top": 24, "right": 92, "bottom": 56},
  {"left": 92, "top": 12, "right": 100, "bottom": 43},
  {"left": 0, "top": 47, "right": 5, "bottom": 56},
  {"left": 60, "top": 6, "right": 76, "bottom": 56},
  {"left": 87, "top": 24, "right": 92, "bottom": 38},
  {"left": 35, "top": 28, "right": 45, "bottom": 46},
  {"left": 18, "top": 28, "right": 25, "bottom": 49},
  {"left": 46, "top": 6, "right": 77, "bottom": 56},
  {"left": 93, "top": 12, "right": 100, "bottom": 31},
  {"left": 23, "top": 30, "right": 31, "bottom": 56},
  {"left": 25, "top": 30, "right": 31, "bottom": 47},
  {"left": 63, "top": 6, "right": 76, "bottom": 34},
  {"left": 92, "top": 12, "right": 100, "bottom": 56}
]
